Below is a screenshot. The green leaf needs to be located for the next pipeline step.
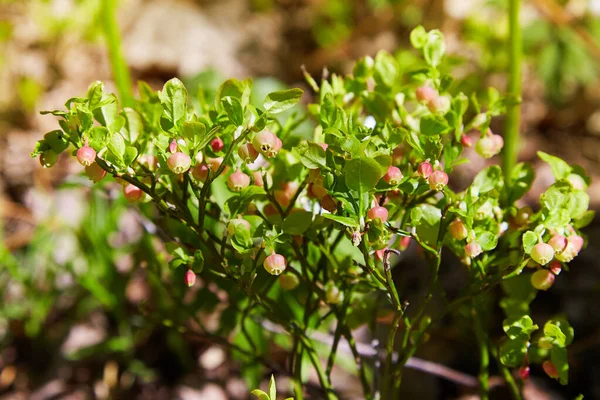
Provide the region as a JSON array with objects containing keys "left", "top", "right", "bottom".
[
  {"left": 123, "top": 108, "right": 143, "bottom": 143},
  {"left": 222, "top": 96, "right": 244, "bottom": 126},
  {"left": 321, "top": 214, "right": 358, "bottom": 228},
  {"left": 541, "top": 181, "right": 572, "bottom": 211},
  {"left": 509, "top": 163, "right": 534, "bottom": 203},
  {"left": 192, "top": 250, "right": 204, "bottom": 273},
  {"left": 269, "top": 375, "right": 276, "bottom": 400},
  {"left": 538, "top": 151, "right": 571, "bottom": 180},
  {"left": 343, "top": 158, "right": 383, "bottom": 192},
  {"left": 159, "top": 78, "right": 188, "bottom": 125},
  {"left": 567, "top": 190, "right": 589, "bottom": 219},
  {"left": 503, "top": 315, "right": 538, "bottom": 340},
  {"left": 410, "top": 25, "right": 428, "bottom": 49},
  {"left": 123, "top": 146, "right": 138, "bottom": 166},
  {"left": 551, "top": 347, "right": 569, "bottom": 385},
  {"left": 43, "top": 130, "right": 69, "bottom": 154},
  {"left": 225, "top": 186, "right": 266, "bottom": 216},
  {"left": 499, "top": 337, "right": 528, "bottom": 368},
  {"left": 417, "top": 204, "right": 441, "bottom": 226},
  {"left": 522, "top": 231, "right": 538, "bottom": 254},
  {"left": 282, "top": 211, "right": 313, "bottom": 235},
  {"left": 263, "top": 88, "right": 303, "bottom": 114},
  {"left": 544, "top": 208, "right": 571, "bottom": 229},
  {"left": 544, "top": 321, "right": 567, "bottom": 347},
  {"left": 86, "top": 81, "right": 104, "bottom": 109},
  {"left": 373, "top": 50, "right": 398, "bottom": 88},
  {"left": 92, "top": 95, "right": 118, "bottom": 129},
  {"left": 108, "top": 133, "right": 126, "bottom": 160},
  {"left": 296, "top": 140, "right": 327, "bottom": 169},
  {"left": 182, "top": 120, "right": 207, "bottom": 150},
  {"left": 250, "top": 390, "right": 270, "bottom": 400},
  {"left": 472, "top": 166, "right": 503, "bottom": 194},
  {"left": 476, "top": 231, "right": 498, "bottom": 251},
  {"left": 420, "top": 114, "right": 450, "bottom": 136},
  {"left": 574, "top": 210, "right": 595, "bottom": 229},
  {"left": 423, "top": 30, "right": 445, "bottom": 68}
]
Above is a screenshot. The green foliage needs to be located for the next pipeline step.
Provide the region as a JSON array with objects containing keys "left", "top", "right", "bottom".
[{"left": 31, "top": 26, "right": 590, "bottom": 397}]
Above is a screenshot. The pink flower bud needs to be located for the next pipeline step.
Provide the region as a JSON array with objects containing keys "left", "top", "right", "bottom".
[
  {"left": 383, "top": 166, "right": 403, "bottom": 185},
  {"left": 279, "top": 273, "right": 299, "bottom": 290},
  {"left": 85, "top": 163, "right": 107, "bottom": 183},
  {"left": 167, "top": 152, "right": 191, "bottom": 174},
  {"left": 77, "top": 143, "right": 96, "bottom": 166},
  {"left": 192, "top": 163, "right": 209, "bottom": 182},
  {"left": 449, "top": 219, "right": 468, "bottom": 240},
  {"left": 415, "top": 86, "right": 438, "bottom": 103},
  {"left": 367, "top": 206, "right": 388, "bottom": 223},
  {"left": 475, "top": 131, "right": 503, "bottom": 159},
  {"left": 252, "top": 171, "right": 264, "bottom": 187},
  {"left": 428, "top": 170, "right": 448, "bottom": 191},
  {"left": 427, "top": 95, "right": 450, "bottom": 113},
  {"left": 531, "top": 269, "right": 555, "bottom": 290},
  {"left": 530, "top": 243, "right": 555, "bottom": 265},
  {"left": 169, "top": 139, "right": 178, "bottom": 153},
  {"left": 417, "top": 162, "right": 433, "bottom": 179},
  {"left": 319, "top": 143, "right": 328, "bottom": 151},
  {"left": 461, "top": 134, "right": 473, "bottom": 148},
  {"left": 569, "top": 235, "right": 584, "bottom": 253},
  {"left": 264, "top": 253, "right": 287, "bottom": 275},
  {"left": 228, "top": 218, "right": 251, "bottom": 236},
  {"left": 549, "top": 261, "right": 562, "bottom": 275},
  {"left": 542, "top": 361, "right": 559, "bottom": 379},
  {"left": 207, "top": 157, "right": 223, "bottom": 173},
  {"left": 519, "top": 366, "right": 530, "bottom": 381},
  {"left": 227, "top": 170, "right": 250, "bottom": 192},
  {"left": 123, "top": 184, "right": 143, "bottom": 203},
  {"left": 211, "top": 137, "right": 224, "bottom": 153},
  {"left": 399, "top": 236, "right": 411, "bottom": 251},
  {"left": 238, "top": 142, "right": 259, "bottom": 163},
  {"left": 465, "top": 242, "right": 482, "bottom": 258},
  {"left": 375, "top": 249, "right": 386, "bottom": 261},
  {"left": 548, "top": 235, "right": 568, "bottom": 254},
  {"left": 252, "top": 131, "right": 280, "bottom": 158},
  {"left": 351, "top": 230, "right": 362, "bottom": 247},
  {"left": 184, "top": 269, "right": 196, "bottom": 287}
]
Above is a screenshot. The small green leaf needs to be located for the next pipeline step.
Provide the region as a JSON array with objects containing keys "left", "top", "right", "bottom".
[
  {"left": 373, "top": 50, "right": 398, "bottom": 88},
  {"left": 268, "top": 375, "right": 276, "bottom": 400},
  {"left": 544, "top": 321, "right": 567, "bottom": 347},
  {"left": 296, "top": 140, "right": 327, "bottom": 170},
  {"left": 282, "top": 211, "right": 313, "bottom": 235},
  {"left": 499, "top": 337, "right": 528, "bottom": 368},
  {"left": 343, "top": 158, "right": 383, "bottom": 193},
  {"left": 108, "top": 132, "right": 126, "bottom": 159},
  {"left": 541, "top": 181, "right": 572, "bottom": 211},
  {"left": 321, "top": 214, "right": 358, "bottom": 228},
  {"left": 420, "top": 115, "right": 450, "bottom": 136},
  {"left": 43, "top": 130, "right": 69, "bottom": 154},
  {"left": 410, "top": 25, "right": 428, "bottom": 49},
  {"left": 472, "top": 166, "right": 503, "bottom": 194},
  {"left": 264, "top": 88, "right": 303, "bottom": 114},
  {"left": 538, "top": 151, "right": 571, "bottom": 180},
  {"left": 567, "top": 190, "right": 589, "bottom": 219},
  {"left": 159, "top": 78, "right": 188, "bottom": 125},
  {"left": 522, "top": 231, "right": 538, "bottom": 254},
  {"left": 423, "top": 30, "right": 445, "bottom": 68},
  {"left": 551, "top": 347, "right": 569, "bottom": 385},
  {"left": 182, "top": 120, "right": 207, "bottom": 150},
  {"left": 476, "top": 231, "right": 498, "bottom": 251},
  {"left": 503, "top": 315, "right": 538, "bottom": 340},
  {"left": 123, "top": 146, "right": 138, "bottom": 166},
  {"left": 509, "top": 163, "right": 535, "bottom": 203},
  {"left": 250, "top": 389, "right": 270, "bottom": 400},
  {"left": 222, "top": 96, "right": 244, "bottom": 126}
]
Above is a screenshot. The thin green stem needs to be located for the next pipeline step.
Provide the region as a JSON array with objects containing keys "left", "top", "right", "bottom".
[
  {"left": 490, "top": 341, "right": 523, "bottom": 400},
  {"left": 102, "top": 0, "right": 133, "bottom": 107},
  {"left": 504, "top": 0, "right": 522, "bottom": 180},
  {"left": 473, "top": 301, "right": 489, "bottom": 400}
]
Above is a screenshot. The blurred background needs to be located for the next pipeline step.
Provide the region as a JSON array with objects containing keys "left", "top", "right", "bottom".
[{"left": 2, "top": 0, "right": 600, "bottom": 399}]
